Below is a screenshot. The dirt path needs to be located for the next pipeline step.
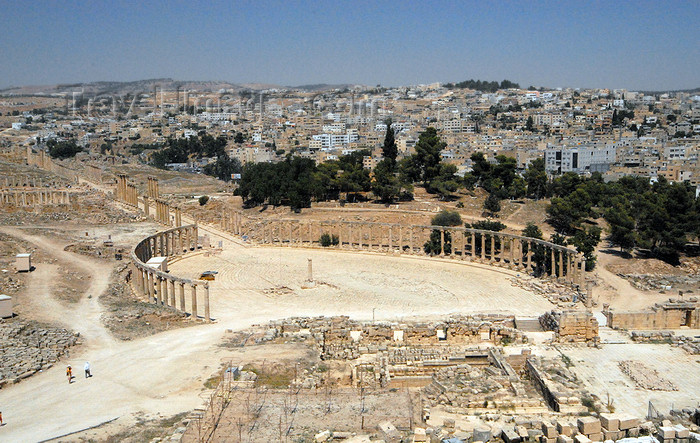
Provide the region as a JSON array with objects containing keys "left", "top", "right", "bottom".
[
  {"left": 593, "top": 248, "right": 670, "bottom": 310},
  {"left": 0, "top": 227, "right": 115, "bottom": 349}
]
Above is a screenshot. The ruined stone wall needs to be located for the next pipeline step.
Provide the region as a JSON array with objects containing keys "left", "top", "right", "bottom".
[
  {"left": 0, "top": 320, "right": 80, "bottom": 387},
  {"left": 539, "top": 310, "right": 599, "bottom": 343},
  {"left": 606, "top": 298, "right": 700, "bottom": 330}
]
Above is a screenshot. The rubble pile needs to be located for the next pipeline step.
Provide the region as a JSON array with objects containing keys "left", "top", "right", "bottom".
[
  {"left": 619, "top": 273, "right": 700, "bottom": 292},
  {"left": 509, "top": 278, "right": 580, "bottom": 306},
  {"left": 631, "top": 331, "right": 700, "bottom": 354},
  {"left": 618, "top": 360, "right": 677, "bottom": 391},
  {"left": 0, "top": 320, "right": 80, "bottom": 386},
  {"left": 423, "top": 363, "right": 544, "bottom": 410}
]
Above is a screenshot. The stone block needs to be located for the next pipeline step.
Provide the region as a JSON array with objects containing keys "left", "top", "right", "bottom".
[
  {"left": 586, "top": 433, "right": 603, "bottom": 442},
  {"left": 558, "top": 422, "right": 574, "bottom": 437},
  {"left": 578, "top": 418, "right": 601, "bottom": 435},
  {"left": 600, "top": 414, "right": 619, "bottom": 432},
  {"left": 543, "top": 422, "right": 558, "bottom": 438},
  {"left": 557, "top": 436, "right": 574, "bottom": 443},
  {"left": 444, "top": 418, "right": 456, "bottom": 431},
  {"left": 626, "top": 427, "right": 640, "bottom": 438},
  {"left": 530, "top": 430, "right": 544, "bottom": 440},
  {"left": 502, "top": 428, "right": 522, "bottom": 443},
  {"left": 378, "top": 421, "right": 401, "bottom": 443},
  {"left": 474, "top": 427, "right": 492, "bottom": 442},
  {"left": 414, "top": 427, "right": 428, "bottom": 442},
  {"left": 517, "top": 426, "right": 529, "bottom": 439},
  {"left": 540, "top": 437, "right": 556, "bottom": 443},
  {"left": 574, "top": 435, "right": 592, "bottom": 443},
  {"left": 658, "top": 426, "right": 676, "bottom": 440},
  {"left": 619, "top": 417, "right": 641, "bottom": 431},
  {"left": 602, "top": 430, "right": 617, "bottom": 441},
  {"left": 315, "top": 430, "right": 331, "bottom": 442},
  {"left": 675, "top": 425, "right": 690, "bottom": 439}
]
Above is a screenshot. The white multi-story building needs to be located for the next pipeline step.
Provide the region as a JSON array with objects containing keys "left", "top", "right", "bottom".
[{"left": 545, "top": 145, "right": 617, "bottom": 174}]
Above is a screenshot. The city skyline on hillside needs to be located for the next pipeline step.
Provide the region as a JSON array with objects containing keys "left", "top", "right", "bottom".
[{"left": 1, "top": 0, "right": 699, "bottom": 91}]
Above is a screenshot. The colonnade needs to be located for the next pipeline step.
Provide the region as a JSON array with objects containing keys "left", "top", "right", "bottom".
[
  {"left": 253, "top": 219, "right": 587, "bottom": 286},
  {"left": 1, "top": 176, "right": 58, "bottom": 188},
  {"left": 131, "top": 224, "right": 211, "bottom": 321},
  {"left": 147, "top": 197, "right": 182, "bottom": 226},
  {"left": 116, "top": 174, "right": 138, "bottom": 206},
  {"left": 0, "top": 190, "right": 71, "bottom": 206},
  {"left": 147, "top": 176, "right": 160, "bottom": 199},
  {"left": 221, "top": 211, "right": 244, "bottom": 235}
]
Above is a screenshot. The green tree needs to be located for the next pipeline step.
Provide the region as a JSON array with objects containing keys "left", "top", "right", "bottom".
[
  {"left": 484, "top": 192, "right": 501, "bottom": 215},
  {"left": 522, "top": 223, "right": 547, "bottom": 276},
  {"left": 424, "top": 210, "right": 463, "bottom": 255},
  {"left": 371, "top": 158, "right": 401, "bottom": 203},
  {"left": 381, "top": 119, "right": 398, "bottom": 167},
  {"left": 569, "top": 226, "right": 602, "bottom": 271},
  {"left": 525, "top": 116, "right": 534, "bottom": 131},
  {"left": 47, "top": 139, "right": 82, "bottom": 159},
  {"left": 431, "top": 210, "right": 463, "bottom": 227},
  {"left": 401, "top": 127, "right": 445, "bottom": 185},
  {"left": 427, "top": 163, "right": 460, "bottom": 200},
  {"left": 202, "top": 154, "right": 242, "bottom": 182},
  {"left": 524, "top": 158, "right": 548, "bottom": 199}
]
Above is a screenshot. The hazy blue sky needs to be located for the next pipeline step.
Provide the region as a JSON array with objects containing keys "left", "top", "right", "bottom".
[{"left": 1, "top": 0, "right": 698, "bottom": 90}]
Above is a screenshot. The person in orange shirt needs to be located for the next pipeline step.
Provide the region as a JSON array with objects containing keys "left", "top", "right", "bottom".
[{"left": 66, "top": 365, "right": 73, "bottom": 384}]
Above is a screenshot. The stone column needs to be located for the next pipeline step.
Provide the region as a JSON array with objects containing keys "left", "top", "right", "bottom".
[
  {"left": 398, "top": 225, "right": 403, "bottom": 254},
  {"left": 551, "top": 248, "right": 556, "bottom": 277},
  {"left": 490, "top": 235, "right": 495, "bottom": 263},
  {"left": 409, "top": 226, "right": 414, "bottom": 254},
  {"left": 480, "top": 234, "right": 486, "bottom": 261},
  {"left": 558, "top": 250, "right": 564, "bottom": 280},
  {"left": 144, "top": 196, "right": 149, "bottom": 217},
  {"left": 440, "top": 229, "right": 445, "bottom": 256},
  {"left": 169, "top": 278, "right": 176, "bottom": 307},
  {"left": 526, "top": 241, "right": 532, "bottom": 269},
  {"left": 179, "top": 282, "right": 186, "bottom": 312},
  {"left": 153, "top": 275, "right": 161, "bottom": 304},
  {"left": 191, "top": 284, "right": 198, "bottom": 319},
  {"left": 204, "top": 284, "right": 210, "bottom": 322}
]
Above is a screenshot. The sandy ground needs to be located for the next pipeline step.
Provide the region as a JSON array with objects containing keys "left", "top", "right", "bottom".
[
  {"left": 170, "top": 246, "right": 555, "bottom": 321},
  {"left": 556, "top": 341, "right": 700, "bottom": 416}
]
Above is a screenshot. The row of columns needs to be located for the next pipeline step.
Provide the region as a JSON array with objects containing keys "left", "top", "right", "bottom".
[
  {"left": 221, "top": 211, "right": 243, "bottom": 235},
  {"left": 0, "top": 190, "right": 71, "bottom": 206},
  {"left": 116, "top": 174, "right": 138, "bottom": 206},
  {"left": 139, "top": 225, "right": 199, "bottom": 258},
  {"left": 131, "top": 224, "right": 210, "bottom": 320},
  {"left": 256, "top": 220, "right": 587, "bottom": 286},
  {"left": 1, "top": 176, "right": 55, "bottom": 188},
  {"left": 131, "top": 264, "right": 210, "bottom": 321},
  {"left": 147, "top": 176, "right": 160, "bottom": 199},
  {"left": 152, "top": 199, "right": 181, "bottom": 226}
]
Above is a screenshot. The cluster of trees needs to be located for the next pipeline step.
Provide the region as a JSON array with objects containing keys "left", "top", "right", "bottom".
[
  {"left": 237, "top": 125, "right": 464, "bottom": 209},
  {"left": 546, "top": 173, "right": 699, "bottom": 264},
  {"left": 47, "top": 139, "right": 82, "bottom": 159},
  {"left": 444, "top": 79, "right": 520, "bottom": 92},
  {"left": 611, "top": 109, "right": 634, "bottom": 126},
  {"left": 238, "top": 151, "right": 372, "bottom": 210}
]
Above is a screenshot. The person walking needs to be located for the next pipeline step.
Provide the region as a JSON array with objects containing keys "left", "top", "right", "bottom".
[
  {"left": 84, "top": 361, "right": 91, "bottom": 378},
  {"left": 66, "top": 365, "right": 73, "bottom": 384},
  {"left": 0, "top": 410, "right": 3, "bottom": 426}
]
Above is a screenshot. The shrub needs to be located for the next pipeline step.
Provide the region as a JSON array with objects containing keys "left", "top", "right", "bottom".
[
  {"left": 319, "top": 233, "right": 339, "bottom": 247},
  {"left": 198, "top": 195, "right": 209, "bottom": 206}
]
